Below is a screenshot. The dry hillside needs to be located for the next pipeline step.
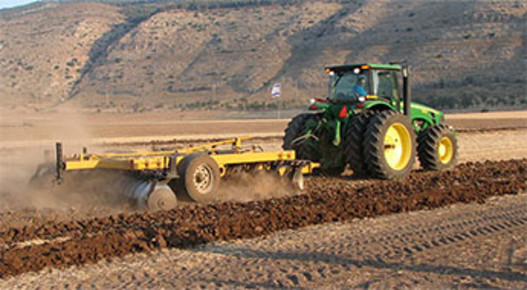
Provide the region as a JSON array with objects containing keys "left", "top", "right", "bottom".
[
  {"left": 0, "top": 2, "right": 125, "bottom": 107},
  {"left": 0, "top": 0, "right": 525, "bottom": 112}
]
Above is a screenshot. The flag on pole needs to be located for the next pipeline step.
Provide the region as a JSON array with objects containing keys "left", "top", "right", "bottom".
[{"left": 271, "top": 83, "right": 281, "bottom": 98}]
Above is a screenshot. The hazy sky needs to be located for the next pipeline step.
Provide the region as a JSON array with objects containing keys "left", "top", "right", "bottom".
[{"left": 0, "top": 0, "right": 39, "bottom": 9}]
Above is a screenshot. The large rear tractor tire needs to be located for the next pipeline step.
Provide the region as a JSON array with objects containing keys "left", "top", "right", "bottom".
[
  {"left": 282, "top": 113, "right": 321, "bottom": 162},
  {"left": 178, "top": 154, "right": 221, "bottom": 204},
  {"left": 344, "top": 111, "right": 375, "bottom": 177},
  {"left": 363, "top": 111, "right": 416, "bottom": 179},
  {"left": 320, "top": 166, "right": 345, "bottom": 177},
  {"left": 417, "top": 124, "right": 458, "bottom": 171}
]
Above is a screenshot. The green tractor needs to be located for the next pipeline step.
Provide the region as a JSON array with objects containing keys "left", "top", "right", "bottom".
[{"left": 283, "top": 63, "right": 458, "bottom": 179}]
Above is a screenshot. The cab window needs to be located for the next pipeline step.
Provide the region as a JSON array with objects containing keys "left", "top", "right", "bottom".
[
  {"left": 374, "top": 71, "right": 399, "bottom": 101},
  {"left": 329, "top": 72, "right": 370, "bottom": 102}
]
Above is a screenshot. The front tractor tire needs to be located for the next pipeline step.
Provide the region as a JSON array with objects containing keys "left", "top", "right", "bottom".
[
  {"left": 363, "top": 111, "right": 416, "bottom": 179},
  {"left": 417, "top": 124, "right": 458, "bottom": 171},
  {"left": 282, "top": 113, "right": 321, "bottom": 162}
]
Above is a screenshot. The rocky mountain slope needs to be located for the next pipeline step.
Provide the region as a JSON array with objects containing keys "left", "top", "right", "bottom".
[{"left": 0, "top": 0, "right": 525, "bottom": 112}]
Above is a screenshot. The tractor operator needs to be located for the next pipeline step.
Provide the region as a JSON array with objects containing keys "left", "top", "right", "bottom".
[{"left": 353, "top": 75, "right": 368, "bottom": 100}]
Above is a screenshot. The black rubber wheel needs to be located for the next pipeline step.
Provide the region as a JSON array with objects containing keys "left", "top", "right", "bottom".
[
  {"left": 282, "top": 113, "right": 321, "bottom": 162},
  {"left": 283, "top": 113, "right": 310, "bottom": 150},
  {"left": 417, "top": 124, "right": 458, "bottom": 171},
  {"left": 178, "top": 154, "right": 221, "bottom": 203},
  {"left": 363, "top": 111, "right": 416, "bottom": 180},
  {"left": 343, "top": 111, "right": 375, "bottom": 177}
]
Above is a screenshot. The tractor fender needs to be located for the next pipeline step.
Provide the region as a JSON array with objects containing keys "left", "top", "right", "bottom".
[{"left": 364, "top": 102, "right": 393, "bottom": 112}]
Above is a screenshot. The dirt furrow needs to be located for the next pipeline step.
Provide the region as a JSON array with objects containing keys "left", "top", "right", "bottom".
[{"left": 0, "top": 159, "right": 526, "bottom": 279}]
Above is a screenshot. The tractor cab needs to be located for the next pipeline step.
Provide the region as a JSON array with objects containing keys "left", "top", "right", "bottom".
[
  {"left": 310, "top": 63, "right": 445, "bottom": 132},
  {"left": 325, "top": 63, "right": 404, "bottom": 110}
]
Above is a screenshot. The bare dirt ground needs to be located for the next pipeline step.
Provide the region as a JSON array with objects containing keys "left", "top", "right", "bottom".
[
  {"left": 2, "top": 193, "right": 525, "bottom": 289},
  {"left": 0, "top": 111, "right": 525, "bottom": 287}
]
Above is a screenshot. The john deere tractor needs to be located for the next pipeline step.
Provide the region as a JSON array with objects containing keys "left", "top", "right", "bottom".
[{"left": 283, "top": 63, "right": 458, "bottom": 179}]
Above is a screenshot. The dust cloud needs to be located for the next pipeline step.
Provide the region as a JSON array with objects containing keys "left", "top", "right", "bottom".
[
  {"left": 215, "top": 171, "right": 300, "bottom": 203},
  {"left": 0, "top": 106, "right": 128, "bottom": 214},
  {"left": 0, "top": 105, "right": 300, "bottom": 213},
  {"left": 0, "top": 149, "right": 133, "bottom": 217},
  {"left": 0, "top": 146, "right": 55, "bottom": 211}
]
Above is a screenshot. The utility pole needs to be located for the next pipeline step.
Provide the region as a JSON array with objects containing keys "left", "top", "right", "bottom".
[{"left": 277, "top": 97, "right": 281, "bottom": 119}]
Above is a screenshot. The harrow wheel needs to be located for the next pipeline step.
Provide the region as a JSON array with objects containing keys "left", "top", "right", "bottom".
[
  {"left": 363, "top": 111, "right": 416, "bottom": 179},
  {"left": 179, "top": 154, "right": 220, "bottom": 203},
  {"left": 417, "top": 124, "right": 458, "bottom": 171}
]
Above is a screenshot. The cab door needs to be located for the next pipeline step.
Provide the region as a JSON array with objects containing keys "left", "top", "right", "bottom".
[{"left": 372, "top": 70, "right": 400, "bottom": 103}]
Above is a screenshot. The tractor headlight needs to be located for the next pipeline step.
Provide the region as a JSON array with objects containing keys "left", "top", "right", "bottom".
[
  {"left": 310, "top": 98, "right": 316, "bottom": 104},
  {"left": 329, "top": 71, "right": 335, "bottom": 76},
  {"left": 358, "top": 96, "right": 366, "bottom": 102}
]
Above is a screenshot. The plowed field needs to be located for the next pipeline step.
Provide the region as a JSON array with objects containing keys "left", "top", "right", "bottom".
[{"left": 0, "top": 111, "right": 526, "bottom": 287}]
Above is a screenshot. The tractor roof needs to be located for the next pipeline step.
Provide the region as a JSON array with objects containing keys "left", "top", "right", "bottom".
[{"left": 325, "top": 63, "right": 402, "bottom": 72}]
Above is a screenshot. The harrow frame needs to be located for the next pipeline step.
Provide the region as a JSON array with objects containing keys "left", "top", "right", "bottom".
[
  {"left": 57, "top": 137, "right": 319, "bottom": 177},
  {"left": 48, "top": 137, "right": 320, "bottom": 211}
]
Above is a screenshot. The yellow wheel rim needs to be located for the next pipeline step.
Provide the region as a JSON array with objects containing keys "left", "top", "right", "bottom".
[
  {"left": 384, "top": 123, "right": 412, "bottom": 170},
  {"left": 438, "top": 136, "right": 453, "bottom": 164}
]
